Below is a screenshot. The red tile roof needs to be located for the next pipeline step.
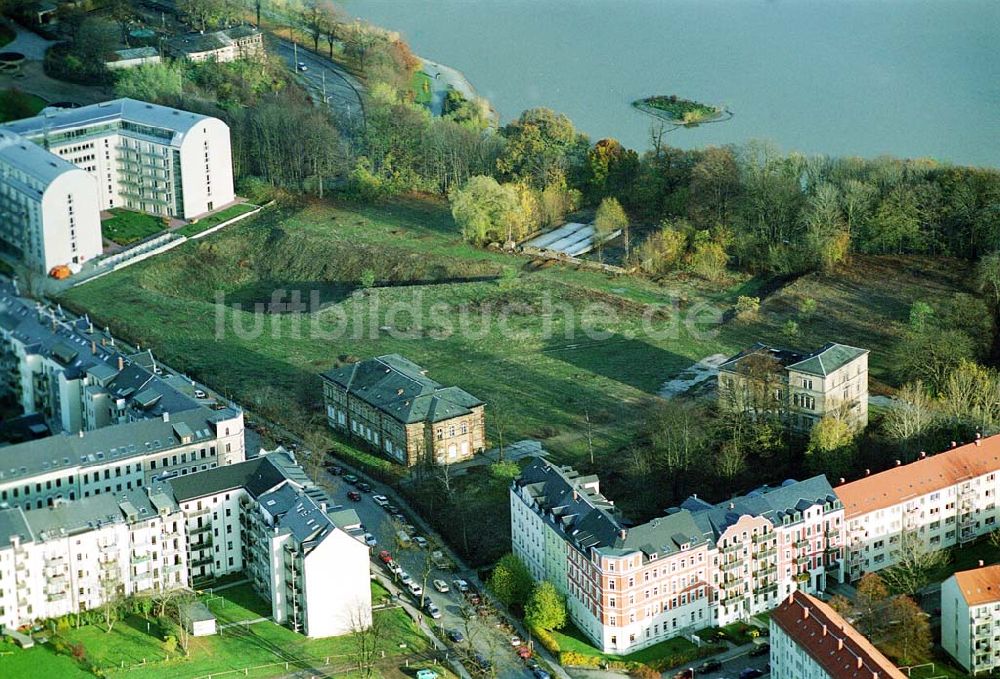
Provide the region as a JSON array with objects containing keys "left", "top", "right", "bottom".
[
  {"left": 836, "top": 435, "right": 1000, "bottom": 518},
  {"left": 771, "top": 591, "right": 906, "bottom": 679},
  {"left": 952, "top": 564, "right": 1000, "bottom": 607}
]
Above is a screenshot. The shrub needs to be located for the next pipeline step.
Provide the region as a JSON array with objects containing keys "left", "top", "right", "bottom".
[
  {"left": 628, "top": 663, "right": 660, "bottom": 679},
  {"left": 735, "top": 295, "right": 760, "bottom": 319},
  {"left": 559, "top": 651, "right": 600, "bottom": 667},
  {"left": 533, "top": 626, "right": 560, "bottom": 654},
  {"left": 783, "top": 319, "right": 800, "bottom": 338}
]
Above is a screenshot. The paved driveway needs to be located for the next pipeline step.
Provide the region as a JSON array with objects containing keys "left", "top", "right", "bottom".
[{"left": 5, "top": 24, "right": 54, "bottom": 60}]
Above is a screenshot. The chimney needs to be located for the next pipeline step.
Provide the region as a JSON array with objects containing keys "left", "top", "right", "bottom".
[
  {"left": 572, "top": 490, "right": 579, "bottom": 502},
  {"left": 839, "top": 477, "right": 845, "bottom": 484},
  {"left": 895, "top": 460, "right": 902, "bottom": 467},
  {"left": 729, "top": 502, "right": 735, "bottom": 510},
  {"left": 857, "top": 657, "right": 863, "bottom": 669},
  {"left": 163, "top": 412, "right": 170, "bottom": 422},
  {"left": 822, "top": 623, "right": 827, "bottom": 636},
  {"left": 951, "top": 441, "right": 958, "bottom": 448},
  {"left": 980, "top": 560, "right": 985, "bottom": 567},
  {"left": 865, "top": 469, "right": 870, "bottom": 476},
  {"left": 78, "top": 430, "right": 84, "bottom": 438},
  {"left": 919, "top": 451, "right": 927, "bottom": 459},
  {"left": 117, "top": 356, "right": 124, "bottom": 371},
  {"left": 976, "top": 437, "right": 982, "bottom": 447},
  {"left": 618, "top": 528, "right": 627, "bottom": 540},
  {"left": 977, "top": 432, "right": 982, "bottom": 440},
  {"left": 803, "top": 607, "right": 810, "bottom": 620},
  {"left": 91, "top": 340, "right": 96, "bottom": 354},
  {"left": 837, "top": 638, "right": 844, "bottom": 651},
  {"left": 397, "top": 388, "right": 404, "bottom": 396}
]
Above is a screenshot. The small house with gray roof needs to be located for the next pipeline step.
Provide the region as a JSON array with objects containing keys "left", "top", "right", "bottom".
[
  {"left": 321, "top": 354, "right": 485, "bottom": 466},
  {"left": 718, "top": 341, "right": 868, "bottom": 433}
]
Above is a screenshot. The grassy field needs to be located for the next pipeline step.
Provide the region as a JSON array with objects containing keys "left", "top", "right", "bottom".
[
  {"left": 552, "top": 621, "right": 723, "bottom": 669},
  {"left": 60, "top": 195, "right": 978, "bottom": 553},
  {"left": 0, "top": 583, "right": 427, "bottom": 679},
  {"left": 0, "top": 88, "right": 46, "bottom": 122},
  {"left": 102, "top": 209, "right": 166, "bottom": 245},
  {"left": 411, "top": 70, "right": 433, "bottom": 106},
  {"left": 177, "top": 203, "right": 259, "bottom": 237}
]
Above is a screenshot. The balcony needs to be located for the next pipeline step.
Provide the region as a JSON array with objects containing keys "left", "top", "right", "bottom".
[
  {"left": 130, "top": 553, "right": 152, "bottom": 565},
  {"left": 189, "top": 524, "right": 212, "bottom": 536},
  {"left": 755, "top": 547, "right": 777, "bottom": 559},
  {"left": 46, "top": 591, "right": 68, "bottom": 603},
  {"left": 191, "top": 556, "right": 213, "bottom": 568}
]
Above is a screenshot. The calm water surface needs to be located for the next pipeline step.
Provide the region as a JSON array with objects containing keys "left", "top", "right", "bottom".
[{"left": 350, "top": 0, "right": 1000, "bottom": 166}]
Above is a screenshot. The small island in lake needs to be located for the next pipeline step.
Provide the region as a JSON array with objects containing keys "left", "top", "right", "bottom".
[{"left": 632, "top": 94, "right": 730, "bottom": 126}]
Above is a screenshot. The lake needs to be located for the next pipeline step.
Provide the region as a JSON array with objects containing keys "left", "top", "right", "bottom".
[{"left": 349, "top": 0, "right": 1000, "bottom": 167}]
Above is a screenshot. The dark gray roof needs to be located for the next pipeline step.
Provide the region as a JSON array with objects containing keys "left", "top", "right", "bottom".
[
  {"left": 786, "top": 343, "right": 868, "bottom": 376},
  {"left": 165, "top": 27, "right": 260, "bottom": 56},
  {"left": 257, "top": 482, "right": 340, "bottom": 555},
  {"left": 516, "top": 458, "right": 706, "bottom": 558},
  {"left": 681, "top": 475, "right": 839, "bottom": 545},
  {"left": 168, "top": 453, "right": 290, "bottom": 502},
  {"left": 720, "top": 341, "right": 867, "bottom": 377},
  {"left": 0, "top": 129, "right": 82, "bottom": 185},
  {"left": 0, "top": 407, "right": 232, "bottom": 481},
  {"left": 321, "top": 354, "right": 483, "bottom": 425}
]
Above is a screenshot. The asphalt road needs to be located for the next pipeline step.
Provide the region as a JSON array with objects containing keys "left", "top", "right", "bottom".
[
  {"left": 320, "top": 469, "right": 537, "bottom": 679},
  {"left": 683, "top": 650, "right": 770, "bottom": 679},
  {"left": 274, "top": 39, "right": 364, "bottom": 128}
]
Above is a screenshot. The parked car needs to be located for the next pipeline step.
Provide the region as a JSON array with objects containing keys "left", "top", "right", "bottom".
[
  {"left": 473, "top": 652, "right": 491, "bottom": 671},
  {"left": 389, "top": 561, "right": 403, "bottom": 576},
  {"left": 378, "top": 550, "right": 393, "bottom": 564},
  {"left": 699, "top": 659, "right": 722, "bottom": 672},
  {"left": 343, "top": 474, "right": 359, "bottom": 484},
  {"left": 750, "top": 642, "right": 770, "bottom": 657},
  {"left": 516, "top": 645, "right": 532, "bottom": 660},
  {"left": 424, "top": 599, "right": 441, "bottom": 618},
  {"left": 510, "top": 636, "right": 522, "bottom": 647},
  {"left": 386, "top": 504, "right": 401, "bottom": 515},
  {"left": 413, "top": 536, "right": 429, "bottom": 549},
  {"left": 326, "top": 464, "right": 343, "bottom": 475},
  {"left": 400, "top": 572, "right": 413, "bottom": 585},
  {"left": 373, "top": 495, "right": 389, "bottom": 507},
  {"left": 297, "top": 61, "right": 308, "bottom": 71},
  {"left": 433, "top": 579, "right": 450, "bottom": 593},
  {"left": 447, "top": 628, "right": 465, "bottom": 643},
  {"left": 363, "top": 533, "right": 377, "bottom": 547},
  {"left": 453, "top": 578, "right": 470, "bottom": 593},
  {"left": 672, "top": 670, "right": 693, "bottom": 679},
  {"left": 532, "top": 669, "right": 550, "bottom": 679},
  {"left": 415, "top": 670, "right": 439, "bottom": 679},
  {"left": 357, "top": 482, "right": 372, "bottom": 492},
  {"left": 193, "top": 388, "right": 207, "bottom": 398},
  {"left": 739, "top": 669, "right": 764, "bottom": 679},
  {"left": 407, "top": 581, "right": 423, "bottom": 597},
  {"left": 347, "top": 491, "right": 362, "bottom": 502}
]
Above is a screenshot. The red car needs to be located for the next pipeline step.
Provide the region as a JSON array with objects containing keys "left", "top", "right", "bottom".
[
  {"left": 347, "top": 491, "right": 362, "bottom": 502},
  {"left": 378, "top": 550, "right": 393, "bottom": 564},
  {"left": 517, "top": 646, "right": 533, "bottom": 660}
]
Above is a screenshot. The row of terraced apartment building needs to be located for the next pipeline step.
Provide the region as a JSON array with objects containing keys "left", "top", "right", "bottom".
[{"left": 512, "top": 433, "right": 1000, "bottom": 654}]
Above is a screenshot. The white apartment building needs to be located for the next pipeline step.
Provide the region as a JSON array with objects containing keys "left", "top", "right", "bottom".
[
  {"left": 0, "top": 128, "right": 101, "bottom": 274},
  {"left": 770, "top": 590, "right": 905, "bottom": 679},
  {"left": 1, "top": 283, "right": 206, "bottom": 436},
  {"left": 3, "top": 98, "right": 234, "bottom": 221},
  {"left": 836, "top": 435, "right": 1000, "bottom": 581},
  {"left": 0, "top": 485, "right": 187, "bottom": 632},
  {"left": 942, "top": 564, "right": 1000, "bottom": 675},
  {"left": 0, "top": 407, "right": 245, "bottom": 512},
  {"left": 169, "top": 449, "right": 372, "bottom": 637}
]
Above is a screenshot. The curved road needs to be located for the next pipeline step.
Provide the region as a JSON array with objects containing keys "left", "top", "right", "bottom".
[{"left": 275, "top": 39, "right": 365, "bottom": 129}]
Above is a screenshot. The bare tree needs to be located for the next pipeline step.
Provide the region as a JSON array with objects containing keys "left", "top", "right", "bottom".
[
  {"left": 881, "top": 530, "right": 948, "bottom": 596},
  {"left": 350, "top": 604, "right": 382, "bottom": 679},
  {"left": 168, "top": 593, "right": 197, "bottom": 655},
  {"left": 490, "top": 399, "right": 512, "bottom": 462},
  {"left": 151, "top": 587, "right": 179, "bottom": 618},
  {"left": 882, "top": 381, "right": 937, "bottom": 455},
  {"left": 584, "top": 408, "right": 595, "bottom": 465}
]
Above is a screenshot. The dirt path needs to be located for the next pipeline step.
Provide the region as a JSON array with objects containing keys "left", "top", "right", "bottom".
[{"left": 658, "top": 353, "right": 728, "bottom": 398}]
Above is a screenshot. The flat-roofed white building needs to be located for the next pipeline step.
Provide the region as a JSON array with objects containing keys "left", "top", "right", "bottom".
[
  {"left": 0, "top": 129, "right": 102, "bottom": 273},
  {"left": 3, "top": 98, "right": 234, "bottom": 222},
  {"left": 942, "top": 564, "right": 1000, "bottom": 675},
  {"left": 0, "top": 485, "right": 187, "bottom": 632}
]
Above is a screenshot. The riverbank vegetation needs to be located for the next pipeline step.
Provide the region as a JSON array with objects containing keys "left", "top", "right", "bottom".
[{"left": 634, "top": 94, "right": 724, "bottom": 124}]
